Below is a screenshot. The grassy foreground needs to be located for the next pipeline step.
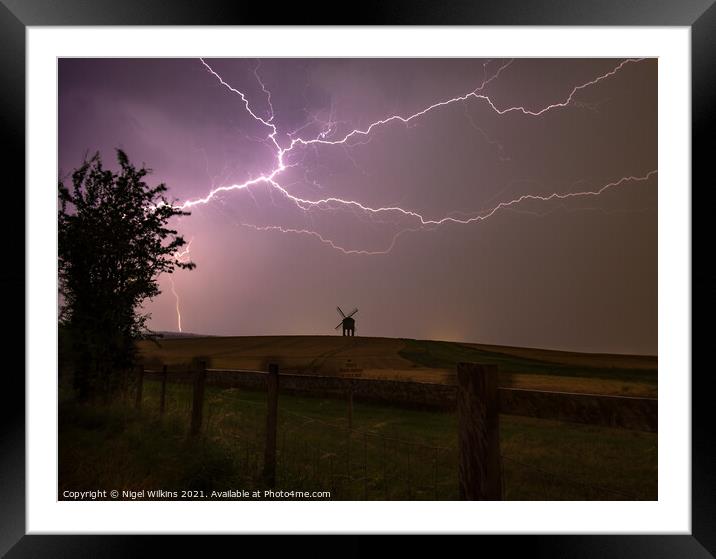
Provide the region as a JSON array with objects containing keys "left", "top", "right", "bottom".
[{"left": 59, "top": 379, "right": 657, "bottom": 500}]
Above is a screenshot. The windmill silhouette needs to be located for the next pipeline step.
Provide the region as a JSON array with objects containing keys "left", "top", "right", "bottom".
[{"left": 335, "top": 306, "right": 358, "bottom": 336}]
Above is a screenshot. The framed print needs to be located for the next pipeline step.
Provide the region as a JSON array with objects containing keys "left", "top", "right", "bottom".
[{"left": 3, "top": 0, "right": 712, "bottom": 556}]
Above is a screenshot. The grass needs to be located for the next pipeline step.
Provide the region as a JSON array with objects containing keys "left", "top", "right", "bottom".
[
  {"left": 59, "top": 379, "right": 657, "bottom": 500},
  {"left": 399, "top": 339, "right": 657, "bottom": 384},
  {"left": 399, "top": 339, "right": 658, "bottom": 397}
]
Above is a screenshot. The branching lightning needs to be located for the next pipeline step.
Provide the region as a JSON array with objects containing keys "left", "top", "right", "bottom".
[
  {"left": 241, "top": 171, "right": 656, "bottom": 255},
  {"left": 181, "top": 58, "right": 653, "bottom": 241},
  {"left": 164, "top": 57, "right": 656, "bottom": 330}
]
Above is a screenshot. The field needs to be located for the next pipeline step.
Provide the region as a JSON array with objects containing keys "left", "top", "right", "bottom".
[
  {"left": 138, "top": 335, "right": 658, "bottom": 397},
  {"left": 58, "top": 335, "right": 657, "bottom": 500}
]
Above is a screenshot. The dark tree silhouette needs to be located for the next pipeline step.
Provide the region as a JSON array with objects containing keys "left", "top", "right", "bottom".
[{"left": 59, "top": 150, "right": 195, "bottom": 401}]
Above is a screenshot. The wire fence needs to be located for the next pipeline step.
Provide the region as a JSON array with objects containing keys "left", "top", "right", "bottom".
[{"left": 137, "top": 377, "right": 652, "bottom": 501}]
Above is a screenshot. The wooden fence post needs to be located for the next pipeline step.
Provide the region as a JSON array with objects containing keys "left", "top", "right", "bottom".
[
  {"left": 347, "top": 381, "right": 354, "bottom": 430},
  {"left": 456, "top": 362, "right": 502, "bottom": 500},
  {"left": 189, "top": 360, "right": 207, "bottom": 438},
  {"left": 263, "top": 363, "right": 279, "bottom": 487},
  {"left": 159, "top": 364, "right": 168, "bottom": 416},
  {"left": 135, "top": 365, "right": 144, "bottom": 409},
  {"left": 382, "top": 437, "right": 388, "bottom": 500},
  {"left": 363, "top": 432, "right": 368, "bottom": 500}
]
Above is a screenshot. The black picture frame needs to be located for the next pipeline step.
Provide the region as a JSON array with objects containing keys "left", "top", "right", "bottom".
[{"left": 2, "top": 0, "right": 711, "bottom": 555}]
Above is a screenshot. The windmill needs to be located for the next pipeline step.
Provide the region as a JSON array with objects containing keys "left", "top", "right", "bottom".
[{"left": 335, "top": 306, "right": 358, "bottom": 336}]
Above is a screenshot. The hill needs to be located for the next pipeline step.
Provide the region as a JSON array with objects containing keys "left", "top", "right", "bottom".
[{"left": 137, "top": 335, "right": 657, "bottom": 397}]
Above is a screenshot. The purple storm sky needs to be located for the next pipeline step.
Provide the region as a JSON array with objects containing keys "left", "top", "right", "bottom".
[{"left": 58, "top": 58, "right": 657, "bottom": 354}]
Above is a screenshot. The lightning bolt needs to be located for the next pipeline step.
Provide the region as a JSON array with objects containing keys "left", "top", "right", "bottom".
[
  {"left": 166, "top": 58, "right": 655, "bottom": 327},
  {"left": 253, "top": 58, "right": 275, "bottom": 123},
  {"left": 240, "top": 171, "right": 656, "bottom": 255},
  {"left": 179, "top": 58, "right": 653, "bottom": 251},
  {"left": 167, "top": 238, "right": 193, "bottom": 332},
  {"left": 168, "top": 277, "right": 183, "bottom": 333}
]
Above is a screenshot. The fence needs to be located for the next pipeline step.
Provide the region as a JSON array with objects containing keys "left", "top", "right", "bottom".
[{"left": 133, "top": 360, "right": 657, "bottom": 500}]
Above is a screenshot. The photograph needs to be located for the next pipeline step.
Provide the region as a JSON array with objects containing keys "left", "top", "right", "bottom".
[{"left": 56, "top": 56, "right": 659, "bottom": 502}]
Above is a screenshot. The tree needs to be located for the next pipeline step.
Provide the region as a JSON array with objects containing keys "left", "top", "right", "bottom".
[{"left": 59, "top": 149, "right": 195, "bottom": 401}]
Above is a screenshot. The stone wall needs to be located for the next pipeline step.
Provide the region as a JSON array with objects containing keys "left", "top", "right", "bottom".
[
  {"left": 146, "top": 368, "right": 457, "bottom": 410},
  {"left": 208, "top": 369, "right": 458, "bottom": 410},
  {"left": 145, "top": 368, "right": 657, "bottom": 430}
]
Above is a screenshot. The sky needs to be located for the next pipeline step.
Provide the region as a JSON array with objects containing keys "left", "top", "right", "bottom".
[{"left": 58, "top": 58, "right": 657, "bottom": 355}]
